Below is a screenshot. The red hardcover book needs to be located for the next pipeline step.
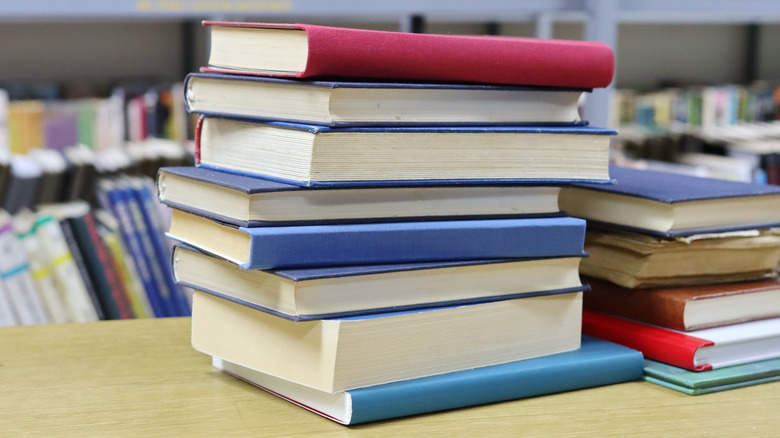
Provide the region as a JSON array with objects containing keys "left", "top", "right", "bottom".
[
  {"left": 583, "top": 277, "right": 780, "bottom": 331},
  {"left": 582, "top": 310, "right": 780, "bottom": 371},
  {"left": 202, "top": 21, "right": 614, "bottom": 89}
]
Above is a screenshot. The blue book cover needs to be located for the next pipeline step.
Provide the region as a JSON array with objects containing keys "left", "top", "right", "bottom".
[
  {"left": 213, "top": 336, "right": 644, "bottom": 425},
  {"left": 166, "top": 211, "right": 587, "bottom": 270},
  {"left": 560, "top": 165, "right": 780, "bottom": 237},
  {"left": 98, "top": 180, "right": 170, "bottom": 317},
  {"left": 158, "top": 166, "right": 569, "bottom": 227},
  {"left": 128, "top": 179, "right": 191, "bottom": 316},
  {"left": 173, "top": 243, "right": 588, "bottom": 321},
  {"left": 184, "top": 72, "right": 590, "bottom": 127},
  {"left": 643, "top": 357, "right": 780, "bottom": 395}
]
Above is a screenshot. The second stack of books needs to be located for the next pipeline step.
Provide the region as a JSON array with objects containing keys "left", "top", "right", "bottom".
[
  {"left": 160, "top": 21, "right": 644, "bottom": 424},
  {"left": 560, "top": 165, "right": 780, "bottom": 395}
]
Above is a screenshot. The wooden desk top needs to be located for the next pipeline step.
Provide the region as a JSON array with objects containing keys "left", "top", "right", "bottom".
[{"left": 1, "top": 317, "right": 779, "bottom": 437}]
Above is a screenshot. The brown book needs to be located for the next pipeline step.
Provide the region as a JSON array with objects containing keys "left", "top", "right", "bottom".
[{"left": 583, "top": 276, "right": 780, "bottom": 331}]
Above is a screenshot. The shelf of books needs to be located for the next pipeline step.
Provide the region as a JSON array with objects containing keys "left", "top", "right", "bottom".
[
  {"left": 610, "top": 83, "right": 780, "bottom": 183},
  {"left": 0, "top": 80, "right": 194, "bottom": 326}
]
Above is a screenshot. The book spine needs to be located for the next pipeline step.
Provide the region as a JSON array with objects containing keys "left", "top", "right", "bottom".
[
  {"left": 84, "top": 212, "right": 135, "bottom": 319},
  {"left": 34, "top": 215, "right": 100, "bottom": 323},
  {"left": 102, "top": 183, "right": 168, "bottom": 317},
  {"left": 582, "top": 310, "right": 713, "bottom": 371},
  {"left": 17, "top": 222, "right": 71, "bottom": 324},
  {"left": 59, "top": 219, "right": 106, "bottom": 321},
  {"left": 129, "top": 179, "right": 190, "bottom": 316},
  {"left": 0, "top": 281, "right": 19, "bottom": 326},
  {"left": 583, "top": 281, "right": 688, "bottom": 331},
  {"left": 0, "top": 222, "right": 49, "bottom": 325},
  {"left": 348, "top": 344, "right": 643, "bottom": 424},
  {"left": 243, "top": 217, "right": 586, "bottom": 270},
  {"left": 100, "top": 226, "right": 153, "bottom": 319}
]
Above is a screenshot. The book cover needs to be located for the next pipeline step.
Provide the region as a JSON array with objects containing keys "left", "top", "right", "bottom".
[
  {"left": 583, "top": 310, "right": 780, "bottom": 371},
  {"left": 167, "top": 210, "right": 587, "bottom": 270},
  {"left": 560, "top": 165, "right": 780, "bottom": 236},
  {"left": 184, "top": 72, "right": 587, "bottom": 127},
  {"left": 97, "top": 180, "right": 170, "bottom": 317},
  {"left": 192, "top": 291, "right": 584, "bottom": 393},
  {"left": 580, "top": 227, "right": 780, "bottom": 289},
  {"left": 0, "top": 281, "right": 18, "bottom": 326},
  {"left": 583, "top": 276, "right": 780, "bottom": 331},
  {"left": 0, "top": 219, "right": 50, "bottom": 325},
  {"left": 96, "top": 211, "right": 154, "bottom": 319},
  {"left": 213, "top": 336, "right": 642, "bottom": 425},
  {"left": 643, "top": 357, "right": 780, "bottom": 395},
  {"left": 203, "top": 21, "right": 615, "bottom": 89},
  {"left": 16, "top": 213, "right": 70, "bottom": 324},
  {"left": 128, "top": 178, "right": 190, "bottom": 316},
  {"left": 32, "top": 214, "right": 100, "bottom": 323},
  {"left": 157, "top": 166, "right": 566, "bottom": 228},
  {"left": 194, "top": 116, "right": 615, "bottom": 187},
  {"left": 59, "top": 218, "right": 106, "bottom": 321},
  {"left": 4, "top": 154, "right": 42, "bottom": 215},
  {"left": 173, "top": 244, "right": 587, "bottom": 321}
]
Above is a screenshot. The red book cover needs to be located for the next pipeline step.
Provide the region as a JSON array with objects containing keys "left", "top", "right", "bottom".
[
  {"left": 582, "top": 310, "right": 714, "bottom": 371},
  {"left": 202, "top": 21, "right": 614, "bottom": 89}
]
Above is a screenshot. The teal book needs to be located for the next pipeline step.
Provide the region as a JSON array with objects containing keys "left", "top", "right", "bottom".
[
  {"left": 212, "top": 336, "right": 643, "bottom": 425},
  {"left": 643, "top": 358, "right": 780, "bottom": 395}
]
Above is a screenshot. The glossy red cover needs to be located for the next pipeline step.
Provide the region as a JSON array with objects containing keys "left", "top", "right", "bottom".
[
  {"left": 202, "top": 21, "right": 615, "bottom": 89},
  {"left": 582, "top": 310, "right": 714, "bottom": 371}
]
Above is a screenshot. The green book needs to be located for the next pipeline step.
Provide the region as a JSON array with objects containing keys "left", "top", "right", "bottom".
[{"left": 643, "top": 357, "right": 780, "bottom": 395}]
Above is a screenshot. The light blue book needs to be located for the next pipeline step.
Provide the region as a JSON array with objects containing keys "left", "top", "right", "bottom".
[
  {"left": 213, "top": 336, "right": 643, "bottom": 425},
  {"left": 644, "top": 357, "right": 780, "bottom": 395}
]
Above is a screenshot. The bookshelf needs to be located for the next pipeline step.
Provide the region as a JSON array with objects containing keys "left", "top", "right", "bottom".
[
  {"left": 3, "top": 1, "right": 780, "bottom": 126},
  {"left": 1, "top": 317, "right": 779, "bottom": 436}
]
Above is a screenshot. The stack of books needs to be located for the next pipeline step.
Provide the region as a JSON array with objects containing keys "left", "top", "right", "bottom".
[
  {"left": 160, "top": 21, "right": 644, "bottom": 424},
  {"left": 560, "top": 165, "right": 780, "bottom": 395}
]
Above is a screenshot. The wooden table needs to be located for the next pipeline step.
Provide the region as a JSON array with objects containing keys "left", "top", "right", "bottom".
[{"left": 1, "top": 317, "right": 779, "bottom": 436}]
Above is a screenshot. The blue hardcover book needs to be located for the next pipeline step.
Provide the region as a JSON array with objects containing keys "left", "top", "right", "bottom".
[
  {"left": 212, "top": 336, "right": 643, "bottom": 425},
  {"left": 128, "top": 178, "right": 191, "bottom": 316},
  {"left": 172, "top": 244, "right": 588, "bottom": 321},
  {"left": 643, "top": 357, "right": 780, "bottom": 395},
  {"left": 195, "top": 117, "right": 615, "bottom": 187},
  {"left": 157, "top": 166, "right": 567, "bottom": 228},
  {"left": 560, "top": 165, "right": 780, "bottom": 237},
  {"left": 98, "top": 180, "right": 170, "bottom": 317},
  {"left": 166, "top": 209, "right": 587, "bottom": 270},
  {"left": 184, "top": 72, "right": 589, "bottom": 127}
]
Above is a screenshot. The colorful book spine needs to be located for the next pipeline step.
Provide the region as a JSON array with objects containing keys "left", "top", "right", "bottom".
[
  {"left": 0, "top": 220, "right": 50, "bottom": 325},
  {"left": 36, "top": 215, "right": 100, "bottom": 323},
  {"left": 17, "top": 217, "right": 70, "bottom": 324}
]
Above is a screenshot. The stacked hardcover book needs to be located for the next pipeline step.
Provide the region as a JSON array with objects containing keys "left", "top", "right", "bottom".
[
  {"left": 160, "top": 21, "right": 643, "bottom": 424},
  {"left": 560, "top": 165, "right": 780, "bottom": 395}
]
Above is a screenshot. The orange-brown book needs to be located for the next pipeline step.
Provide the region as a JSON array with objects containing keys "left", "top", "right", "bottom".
[{"left": 583, "top": 276, "right": 780, "bottom": 331}]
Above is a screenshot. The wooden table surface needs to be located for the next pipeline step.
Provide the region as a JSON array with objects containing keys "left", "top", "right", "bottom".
[{"left": 1, "top": 317, "right": 779, "bottom": 437}]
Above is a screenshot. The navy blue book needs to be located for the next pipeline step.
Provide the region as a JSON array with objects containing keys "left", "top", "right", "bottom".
[
  {"left": 166, "top": 209, "right": 587, "bottom": 270},
  {"left": 127, "top": 178, "right": 191, "bottom": 316},
  {"left": 212, "top": 336, "right": 643, "bottom": 425},
  {"left": 172, "top": 244, "right": 588, "bottom": 321},
  {"left": 560, "top": 165, "right": 780, "bottom": 237},
  {"left": 98, "top": 179, "right": 170, "bottom": 317},
  {"left": 184, "top": 72, "right": 588, "bottom": 127},
  {"left": 195, "top": 117, "right": 615, "bottom": 187},
  {"left": 157, "top": 166, "right": 566, "bottom": 227}
]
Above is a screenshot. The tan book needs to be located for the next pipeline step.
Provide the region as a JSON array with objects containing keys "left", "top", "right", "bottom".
[{"left": 580, "top": 227, "right": 780, "bottom": 288}]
